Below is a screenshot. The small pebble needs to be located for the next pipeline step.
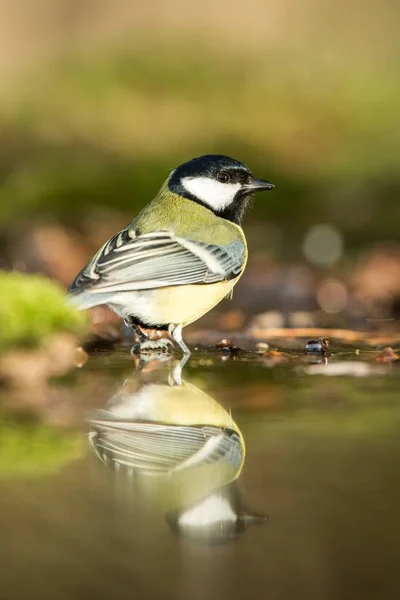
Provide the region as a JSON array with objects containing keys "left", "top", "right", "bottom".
[
  {"left": 305, "top": 337, "right": 330, "bottom": 354},
  {"left": 215, "top": 339, "right": 244, "bottom": 354}
]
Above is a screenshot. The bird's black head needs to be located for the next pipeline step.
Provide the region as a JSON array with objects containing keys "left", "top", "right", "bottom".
[{"left": 168, "top": 154, "right": 274, "bottom": 225}]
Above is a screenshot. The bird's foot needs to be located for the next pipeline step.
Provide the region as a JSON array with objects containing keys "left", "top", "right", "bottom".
[
  {"left": 130, "top": 337, "right": 174, "bottom": 355},
  {"left": 168, "top": 324, "right": 191, "bottom": 355}
]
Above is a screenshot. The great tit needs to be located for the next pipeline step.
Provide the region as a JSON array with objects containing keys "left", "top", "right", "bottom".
[{"left": 68, "top": 154, "right": 274, "bottom": 353}]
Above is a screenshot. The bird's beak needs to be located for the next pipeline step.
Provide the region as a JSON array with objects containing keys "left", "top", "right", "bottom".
[{"left": 244, "top": 177, "right": 275, "bottom": 193}]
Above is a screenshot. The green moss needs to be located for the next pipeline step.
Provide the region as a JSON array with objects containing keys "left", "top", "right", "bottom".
[
  {"left": 0, "top": 271, "right": 88, "bottom": 348},
  {"left": 0, "top": 416, "right": 83, "bottom": 477}
]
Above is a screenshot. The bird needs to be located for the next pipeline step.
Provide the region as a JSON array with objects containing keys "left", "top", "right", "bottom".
[{"left": 68, "top": 154, "right": 274, "bottom": 354}]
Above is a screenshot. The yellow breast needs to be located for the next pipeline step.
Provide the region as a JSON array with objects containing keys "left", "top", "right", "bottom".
[{"left": 145, "top": 277, "right": 240, "bottom": 327}]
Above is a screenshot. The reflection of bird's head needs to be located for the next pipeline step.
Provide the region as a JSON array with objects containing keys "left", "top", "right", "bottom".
[{"left": 166, "top": 483, "right": 267, "bottom": 545}]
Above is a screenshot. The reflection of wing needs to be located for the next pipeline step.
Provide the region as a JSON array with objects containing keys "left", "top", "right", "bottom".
[
  {"left": 89, "top": 421, "right": 243, "bottom": 475},
  {"left": 69, "top": 229, "right": 245, "bottom": 297}
]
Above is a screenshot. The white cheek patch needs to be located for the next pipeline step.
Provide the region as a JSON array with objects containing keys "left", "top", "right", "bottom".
[{"left": 182, "top": 177, "right": 241, "bottom": 211}]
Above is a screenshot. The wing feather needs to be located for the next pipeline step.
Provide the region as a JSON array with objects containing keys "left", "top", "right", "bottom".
[{"left": 69, "top": 228, "right": 245, "bottom": 294}]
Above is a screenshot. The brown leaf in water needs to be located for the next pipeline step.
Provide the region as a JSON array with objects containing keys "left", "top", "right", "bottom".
[
  {"left": 376, "top": 347, "right": 400, "bottom": 363},
  {"left": 262, "top": 350, "right": 290, "bottom": 365}
]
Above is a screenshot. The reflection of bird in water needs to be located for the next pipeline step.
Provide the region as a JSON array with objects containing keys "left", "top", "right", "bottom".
[{"left": 89, "top": 359, "right": 266, "bottom": 544}]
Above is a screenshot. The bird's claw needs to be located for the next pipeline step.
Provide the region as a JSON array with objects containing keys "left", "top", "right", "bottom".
[{"left": 130, "top": 338, "right": 174, "bottom": 355}]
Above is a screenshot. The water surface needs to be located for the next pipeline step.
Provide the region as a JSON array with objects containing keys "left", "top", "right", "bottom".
[{"left": 0, "top": 346, "right": 399, "bottom": 600}]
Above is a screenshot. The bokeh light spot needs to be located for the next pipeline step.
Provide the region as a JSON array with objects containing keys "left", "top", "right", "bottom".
[
  {"left": 302, "top": 224, "right": 343, "bottom": 266},
  {"left": 317, "top": 278, "right": 348, "bottom": 314}
]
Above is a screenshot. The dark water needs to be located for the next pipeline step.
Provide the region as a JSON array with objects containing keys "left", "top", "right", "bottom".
[{"left": 0, "top": 347, "right": 399, "bottom": 600}]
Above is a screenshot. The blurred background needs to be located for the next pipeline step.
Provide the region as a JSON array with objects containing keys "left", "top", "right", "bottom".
[{"left": 1, "top": 0, "right": 399, "bottom": 335}]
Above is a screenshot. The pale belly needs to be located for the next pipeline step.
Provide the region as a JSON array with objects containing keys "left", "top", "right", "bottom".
[{"left": 108, "top": 278, "right": 239, "bottom": 327}]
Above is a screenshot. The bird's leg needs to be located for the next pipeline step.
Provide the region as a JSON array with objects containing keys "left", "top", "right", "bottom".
[
  {"left": 124, "top": 317, "right": 149, "bottom": 342},
  {"left": 168, "top": 324, "right": 191, "bottom": 355},
  {"left": 134, "top": 324, "right": 150, "bottom": 344},
  {"left": 125, "top": 317, "right": 173, "bottom": 354}
]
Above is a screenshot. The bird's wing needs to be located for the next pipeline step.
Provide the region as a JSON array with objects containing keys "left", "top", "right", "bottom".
[
  {"left": 69, "top": 228, "right": 245, "bottom": 294},
  {"left": 89, "top": 422, "right": 243, "bottom": 475}
]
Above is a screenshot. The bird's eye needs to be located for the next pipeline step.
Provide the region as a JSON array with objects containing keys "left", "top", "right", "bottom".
[{"left": 217, "top": 171, "right": 230, "bottom": 183}]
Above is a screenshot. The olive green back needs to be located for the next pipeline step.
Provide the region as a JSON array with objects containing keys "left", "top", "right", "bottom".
[{"left": 129, "top": 182, "right": 246, "bottom": 247}]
